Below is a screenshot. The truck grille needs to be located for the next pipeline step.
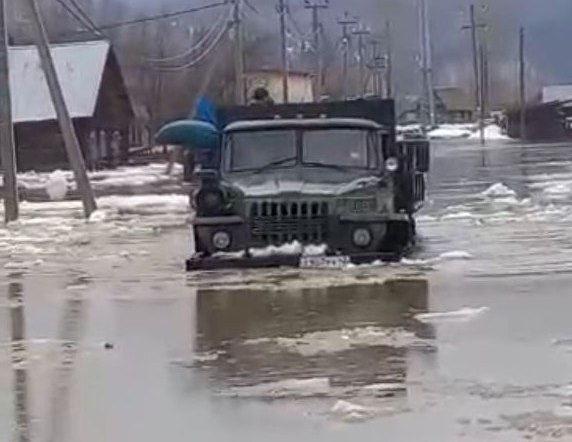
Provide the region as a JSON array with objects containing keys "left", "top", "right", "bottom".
[{"left": 249, "top": 200, "right": 329, "bottom": 244}]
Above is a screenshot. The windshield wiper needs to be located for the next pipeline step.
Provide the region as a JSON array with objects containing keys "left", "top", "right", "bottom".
[
  {"left": 252, "top": 156, "right": 297, "bottom": 174},
  {"left": 303, "top": 162, "right": 353, "bottom": 172}
]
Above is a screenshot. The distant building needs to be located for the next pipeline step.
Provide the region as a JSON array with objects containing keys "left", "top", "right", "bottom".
[
  {"left": 245, "top": 69, "right": 314, "bottom": 104},
  {"left": 542, "top": 84, "right": 572, "bottom": 103},
  {"left": 434, "top": 87, "right": 474, "bottom": 123},
  {"left": 6, "top": 40, "right": 134, "bottom": 171}
]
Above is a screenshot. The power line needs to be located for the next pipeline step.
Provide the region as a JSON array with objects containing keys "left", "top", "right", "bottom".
[
  {"left": 66, "top": 0, "right": 102, "bottom": 34},
  {"left": 151, "top": 19, "right": 229, "bottom": 72},
  {"left": 146, "top": 5, "right": 232, "bottom": 63},
  {"left": 55, "top": 0, "right": 102, "bottom": 37},
  {"left": 67, "top": 1, "right": 228, "bottom": 35}
]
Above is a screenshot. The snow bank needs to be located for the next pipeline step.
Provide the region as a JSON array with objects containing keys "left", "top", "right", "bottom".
[
  {"left": 415, "top": 306, "right": 489, "bottom": 324},
  {"left": 468, "top": 124, "right": 510, "bottom": 141},
  {"left": 428, "top": 125, "right": 473, "bottom": 140}
]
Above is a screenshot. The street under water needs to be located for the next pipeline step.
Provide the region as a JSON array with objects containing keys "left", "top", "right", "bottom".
[{"left": 2, "top": 139, "right": 572, "bottom": 441}]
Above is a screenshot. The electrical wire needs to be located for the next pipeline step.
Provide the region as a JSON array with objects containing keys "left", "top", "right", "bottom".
[
  {"left": 146, "top": 5, "right": 232, "bottom": 63},
  {"left": 151, "top": 20, "right": 229, "bottom": 72},
  {"left": 55, "top": 0, "right": 103, "bottom": 37},
  {"left": 66, "top": 0, "right": 102, "bottom": 34},
  {"left": 66, "top": 1, "right": 228, "bottom": 35}
]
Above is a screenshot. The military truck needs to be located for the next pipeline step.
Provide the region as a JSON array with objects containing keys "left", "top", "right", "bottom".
[{"left": 182, "top": 99, "right": 429, "bottom": 270}]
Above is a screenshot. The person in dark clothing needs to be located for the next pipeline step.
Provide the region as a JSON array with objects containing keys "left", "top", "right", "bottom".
[{"left": 250, "top": 87, "right": 275, "bottom": 105}]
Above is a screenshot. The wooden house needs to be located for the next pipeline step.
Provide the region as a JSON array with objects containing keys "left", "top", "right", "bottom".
[{"left": 7, "top": 40, "right": 134, "bottom": 171}]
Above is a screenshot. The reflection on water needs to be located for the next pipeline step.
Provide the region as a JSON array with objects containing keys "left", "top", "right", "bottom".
[
  {"left": 9, "top": 282, "right": 30, "bottom": 442},
  {"left": 194, "top": 279, "right": 432, "bottom": 396}
]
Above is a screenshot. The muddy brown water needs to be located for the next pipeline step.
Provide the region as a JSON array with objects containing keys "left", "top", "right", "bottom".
[{"left": 3, "top": 139, "right": 572, "bottom": 441}]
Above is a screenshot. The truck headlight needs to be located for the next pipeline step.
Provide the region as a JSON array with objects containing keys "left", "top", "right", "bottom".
[
  {"left": 212, "top": 231, "right": 231, "bottom": 250},
  {"left": 352, "top": 228, "right": 372, "bottom": 248},
  {"left": 385, "top": 157, "right": 399, "bottom": 173},
  {"left": 196, "top": 187, "right": 225, "bottom": 216}
]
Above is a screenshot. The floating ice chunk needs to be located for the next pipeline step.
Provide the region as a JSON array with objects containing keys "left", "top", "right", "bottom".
[
  {"left": 441, "top": 211, "right": 475, "bottom": 220},
  {"left": 330, "top": 400, "right": 378, "bottom": 423},
  {"left": 249, "top": 241, "right": 303, "bottom": 257},
  {"left": 224, "top": 377, "right": 331, "bottom": 399},
  {"left": 438, "top": 250, "right": 474, "bottom": 261},
  {"left": 303, "top": 244, "right": 328, "bottom": 256},
  {"left": 415, "top": 307, "right": 489, "bottom": 324},
  {"left": 482, "top": 182, "right": 517, "bottom": 198},
  {"left": 212, "top": 250, "right": 246, "bottom": 259},
  {"left": 88, "top": 210, "right": 107, "bottom": 223},
  {"left": 45, "top": 170, "right": 69, "bottom": 201}
]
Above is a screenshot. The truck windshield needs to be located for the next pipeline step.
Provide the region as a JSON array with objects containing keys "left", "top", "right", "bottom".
[
  {"left": 227, "top": 130, "right": 296, "bottom": 172},
  {"left": 303, "top": 129, "right": 376, "bottom": 169}
]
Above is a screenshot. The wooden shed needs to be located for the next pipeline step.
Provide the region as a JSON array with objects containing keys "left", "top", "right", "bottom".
[{"left": 8, "top": 40, "right": 134, "bottom": 171}]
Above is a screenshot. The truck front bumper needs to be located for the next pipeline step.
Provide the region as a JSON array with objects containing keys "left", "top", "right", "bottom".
[{"left": 186, "top": 251, "right": 401, "bottom": 271}]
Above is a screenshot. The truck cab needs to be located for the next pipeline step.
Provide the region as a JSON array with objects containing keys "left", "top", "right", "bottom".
[{"left": 184, "top": 99, "right": 429, "bottom": 269}]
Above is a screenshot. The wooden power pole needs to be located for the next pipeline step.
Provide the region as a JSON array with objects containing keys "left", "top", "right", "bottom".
[
  {"left": 419, "top": 0, "right": 435, "bottom": 126},
  {"left": 232, "top": 0, "right": 245, "bottom": 105},
  {"left": 519, "top": 26, "right": 526, "bottom": 140},
  {"left": 352, "top": 23, "right": 370, "bottom": 98},
  {"left": 385, "top": 20, "right": 393, "bottom": 98},
  {"left": 304, "top": 0, "right": 328, "bottom": 101},
  {"left": 337, "top": 12, "right": 357, "bottom": 100},
  {"left": 277, "top": 0, "right": 289, "bottom": 103},
  {"left": 23, "top": 0, "right": 96, "bottom": 218},
  {"left": 0, "top": 0, "right": 19, "bottom": 223}
]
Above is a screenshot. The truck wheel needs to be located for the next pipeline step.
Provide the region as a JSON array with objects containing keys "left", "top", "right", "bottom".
[{"left": 382, "top": 220, "right": 414, "bottom": 255}]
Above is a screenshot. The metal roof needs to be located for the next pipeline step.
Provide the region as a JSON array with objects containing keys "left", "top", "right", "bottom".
[
  {"left": 9, "top": 40, "right": 110, "bottom": 123},
  {"left": 224, "top": 118, "right": 383, "bottom": 132}
]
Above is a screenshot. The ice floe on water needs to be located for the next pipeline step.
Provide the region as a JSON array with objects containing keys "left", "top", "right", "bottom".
[
  {"left": 221, "top": 377, "right": 407, "bottom": 402},
  {"left": 45, "top": 169, "right": 69, "bottom": 201},
  {"left": 415, "top": 306, "right": 489, "bottom": 324},
  {"left": 244, "top": 326, "right": 420, "bottom": 357},
  {"left": 481, "top": 182, "right": 517, "bottom": 199},
  {"left": 329, "top": 400, "right": 379, "bottom": 423}
]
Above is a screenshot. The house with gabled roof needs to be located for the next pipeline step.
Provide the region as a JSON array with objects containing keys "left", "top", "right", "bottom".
[{"left": 6, "top": 40, "right": 134, "bottom": 171}]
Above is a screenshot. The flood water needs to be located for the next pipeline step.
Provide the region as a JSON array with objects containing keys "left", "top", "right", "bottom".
[{"left": 3, "top": 140, "right": 572, "bottom": 441}]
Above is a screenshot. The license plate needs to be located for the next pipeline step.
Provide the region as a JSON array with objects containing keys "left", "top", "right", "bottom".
[{"left": 299, "top": 256, "right": 351, "bottom": 269}]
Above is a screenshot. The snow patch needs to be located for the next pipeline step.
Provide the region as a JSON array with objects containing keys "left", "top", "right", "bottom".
[
  {"left": 428, "top": 124, "right": 473, "bottom": 140},
  {"left": 302, "top": 243, "right": 328, "bottom": 256},
  {"left": 415, "top": 306, "right": 489, "bottom": 324}
]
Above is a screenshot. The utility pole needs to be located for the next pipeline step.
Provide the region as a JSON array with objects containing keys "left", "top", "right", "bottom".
[
  {"left": 23, "top": 0, "right": 97, "bottom": 218},
  {"left": 277, "top": 0, "right": 289, "bottom": 103},
  {"left": 0, "top": 0, "right": 18, "bottom": 223},
  {"left": 385, "top": 20, "right": 393, "bottom": 98},
  {"left": 352, "top": 23, "right": 370, "bottom": 97},
  {"left": 369, "top": 40, "right": 382, "bottom": 96},
  {"left": 478, "top": 43, "right": 486, "bottom": 145},
  {"left": 337, "top": 12, "right": 357, "bottom": 100},
  {"left": 304, "top": 0, "right": 329, "bottom": 102},
  {"left": 462, "top": 4, "right": 485, "bottom": 114},
  {"left": 232, "top": 0, "right": 245, "bottom": 104},
  {"left": 519, "top": 26, "right": 526, "bottom": 140},
  {"left": 418, "top": 0, "right": 435, "bottom": 126}
]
